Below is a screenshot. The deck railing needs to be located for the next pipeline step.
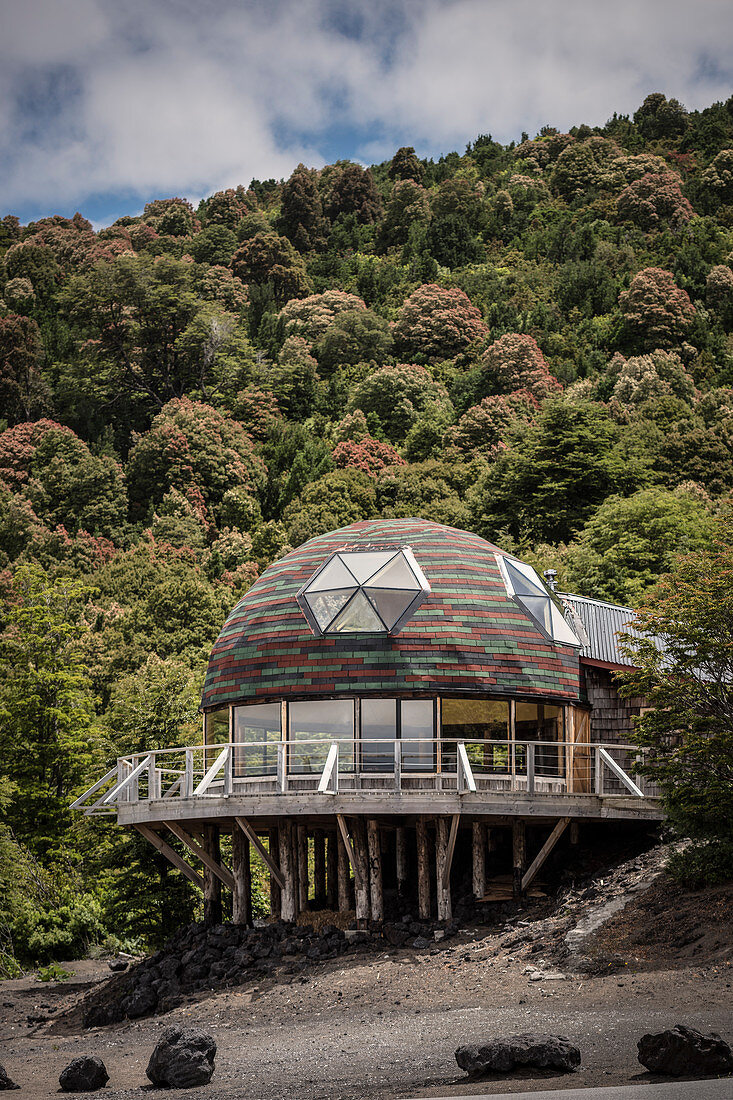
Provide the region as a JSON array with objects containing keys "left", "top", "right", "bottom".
[{"left": 72, "top": 738, "right": 659, "bottom": 816}]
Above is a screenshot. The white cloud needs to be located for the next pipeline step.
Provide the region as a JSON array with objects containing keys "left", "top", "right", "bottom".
[{"left": 0, "top": 0, "right": 731, "bottom": 217}]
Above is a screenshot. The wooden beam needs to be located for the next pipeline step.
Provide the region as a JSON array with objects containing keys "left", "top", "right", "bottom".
[
  {"left": 163, "top": 821, "right": 234, "bottom": 891},
  {"left": 313, "top": 829, "right": 326, "bottom": 908},
  {"left": 442, "top": 813, "right": 460, "bottom": 890},
  {"left": 336, "top": 813, "right": 364, "bottom": 891},
  {"left": 278, "top": 820, "right": 297, "bottom": 922},
  {"left": 367, "top": 819, "right": 383, "bottom": 923},
  {"left": 326, "top": 831, "right": 338, "bottom": 909},
  {"left": 203, "top": 825, "right": 223, "bottom": 925},
  {"left": 268, "top": 827, "right": 281, "bottom": 915},
  {"left": 134, "top": 825, "right": 203, "bottom": 891},
  {"left": 232, "top": 826, "right": 252, "bottom": 927},
  {"left": 336, "top": 827, "right": 351, "bottom": 911},
  {"left": 436, "top": 817, "right": 455, "bottom": 921},
  {"left": 351, "top": 817, "right": 371, "bottom": 927},
  {"left": 297, "top": 825, "right": 309, "bottom": 912},
  {"left": 472, "top": 820, "right": 486, "bottom": 900},
  {"left": 235, "top": 816, "right": 285, "bottom": 890},
  {"left": 395, "top": 826, "right": 408, "bottom": 898},
  {"left": 522, "top": 817, "right": 571, "bottom": 892},
  {"left": 512, "top": 820, "right": 526, "bottom": 899},
  {"left": 416, "top": 816, "right": 431, "bottom": 920}
]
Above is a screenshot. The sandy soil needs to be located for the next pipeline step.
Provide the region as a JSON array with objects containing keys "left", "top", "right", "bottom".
[{"left": 2, "top": 880, "right": 732, "bottom": 1099}]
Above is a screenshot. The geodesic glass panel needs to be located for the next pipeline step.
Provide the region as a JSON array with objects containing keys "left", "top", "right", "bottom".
[
  {"left": 297, "top": 547, "right": 430, "bottom": 636},
  {"left": 495, "top": 553, "right": 581, "bottom": 647}
]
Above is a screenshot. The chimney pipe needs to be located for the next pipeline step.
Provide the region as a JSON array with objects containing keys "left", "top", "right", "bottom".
[{"left": 543, "top": 568, "right": 558, "bottom": 592}]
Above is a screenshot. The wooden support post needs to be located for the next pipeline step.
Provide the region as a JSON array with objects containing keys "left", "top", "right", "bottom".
[
  {"left": 134, "top": 825, "right": 203, "bottom": 891},
  {"left": 278, "top": 820, "right": 297, "bottom": 922},
  {"left": 512, "top": 820, "right": 526, "bottom": 900},
  {"left": 297, "top": 825, "right": 309, "bottom": 912},
  {"left": 570, "top": 820, "right": 580, "bottom": 845},
  {"left": 351, "top": 818, "right": 371, "bottom": 927},
  {"left": 326, "top": 831, "right": 338, "bottom": 909},
  {"left": 313, "top": 829, "right": 326, "bottom": 908},
  {"left": 395, "top": 826, "right": 408, "bottom": 899},
  {"left": 337, "top": 827, "right": 351, "bottom": 912},
  {"left": 268, "top": 827, "right": 281, "bottom": 917},
  {"left": 522, "top": 817, "right": 570, "bottom": 893},
  {"left": 435, "top": 818, "right": 451, "bottom": 922},
  {"left": 486, "top": 827, "right": 497, "bottom": 853},
  {"left": 232, "top": 827, "right": 252, "bottom": 927},
  {"left": 472, "top": 820, "right": 486, "bottom": 900},
  {"left": 436, "top": 816, "right": 457, "bottom": 922},
  {"left": 367, "top": 819, "right": 383, "bottom": 924},
  {"left": 416, "top": 816, "right": 431, "bottom": 920},
  {"left": 203, "top": 825, "right": 222, "bottom": 926}
]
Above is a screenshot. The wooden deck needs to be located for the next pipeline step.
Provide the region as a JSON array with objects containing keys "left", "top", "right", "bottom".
[{"left": 73, "top": 737, "right": 663, "bottom": 826}]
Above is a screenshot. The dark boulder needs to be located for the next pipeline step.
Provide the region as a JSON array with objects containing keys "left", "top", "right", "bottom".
[
  {"left": 146, "top": 1026, "right": 217, "bottom": 1088},
  {"left": 59, "top": 1056, "right": 109, "bottom": 1092},
  {"left": 456, "top": 1034, "right": 581, "bottom": 1076},
  {"left": 107, "top": 959, "right": 128, "bottom": 973},
  {"left": 0, "top": 1065, "right": 20, "bottom": 1091},
  {"left": 638, "top": 1025, "right": 733, "bottom": 1077}
]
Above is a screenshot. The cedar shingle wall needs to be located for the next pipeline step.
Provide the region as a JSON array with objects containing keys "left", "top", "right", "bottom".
[{"left": 583, "top": 666, "right": 646, "bottom": 744}]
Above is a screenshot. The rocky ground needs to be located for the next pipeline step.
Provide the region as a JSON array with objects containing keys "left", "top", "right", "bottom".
[{"left": 1, "top": 845, "right": 732, "bottom": 1099}]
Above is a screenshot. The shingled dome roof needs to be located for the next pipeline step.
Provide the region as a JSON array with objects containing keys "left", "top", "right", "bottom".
[{"left": 201, "top": 518, "right": 582, "bottom": 710}]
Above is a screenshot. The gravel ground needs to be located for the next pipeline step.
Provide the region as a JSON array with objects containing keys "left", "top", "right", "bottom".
[
  {"left": 2, "top": 939, "right": 731, "bottom": 1099},
  {"left": 2, "top": 861, "right": 732, "bottom": 1099}
]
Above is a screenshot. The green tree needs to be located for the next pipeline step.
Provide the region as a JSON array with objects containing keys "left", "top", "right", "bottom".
[
  {"left": 617, "top": 517, "right": 733, "bottom": 882},
  {"left": 470, "top": 399, "right": 649, "bottom": 543},
  {"left": 230, "top": 232, "right": 310, "bottom": 305},
  {"left": 0, "top": 565, "right": 97, "bottom": 858},
  {"left": 277, "top": 164, "right": 329, "bottom": 252},
  {"left": 563, "top": 486, "right": 717, "bottom": 604}
]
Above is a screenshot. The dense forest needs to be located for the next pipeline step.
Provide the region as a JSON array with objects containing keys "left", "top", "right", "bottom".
[{"left": 1, "top": 91, "right": 733, "bottom": 971}]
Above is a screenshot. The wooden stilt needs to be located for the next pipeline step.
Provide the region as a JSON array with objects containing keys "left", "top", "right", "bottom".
[
  {"left": 367, "top": 819, "right": 383, "bottom": 924},
  {"left": 232, "top": 827, "right": 252, "bottom": 927},
  {"left": 416, "top": 816, "right": 431, "bottom": 920},
  {"left": 278, "top": 820, "right": 297, "bottom": 922},
  {"left": 134, "top": 825, "right": 203, "bottom": 891},
  {"left": 395, "top": 826, "right": 408, "bottom": 898},
  {"left": 326, "top": 832, "right": 338, "bottom": 909},
  {"left": 512, "top": 820, "right": 526, "bottom": 899},
  {"left": 313, "top": 829, "right": 326, "bottom": 908},
  {"left": 337, "top": 827, "right": 351, "bottom": 912},
  {"left": 522, "top": 817, "right": 570, "bottom": 892},
  {"left": 486, "top": 826, "right": 497, "bottom": 853},
  {"left": 268, "top": 827, "right": 281, "bottom": 917},
  {"left": 351, "top": 818, "right": 371, "bottom": 927},
  {"left": 297, "top": 825, "right": 309, "bottom": 912},
  {"left": 435, "top": 817, "right": 453, "bottom": 922},
  {"left": 203, "top": 825, "right": 222, "bottom": 926},
  {"left": 472, "top": 820, "right": 486, "bottom": 900},
  {"left": 570, "top": 820, "right": 580, "bottom": 845}
]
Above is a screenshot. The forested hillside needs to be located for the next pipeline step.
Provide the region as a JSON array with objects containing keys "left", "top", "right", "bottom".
[{"left": 1, "top": 92, "right": 733, "bottom": 967}]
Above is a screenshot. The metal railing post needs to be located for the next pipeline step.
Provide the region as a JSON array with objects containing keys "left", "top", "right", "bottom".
[
  {"left": 527, "top": 742, "right": 535, "bottom": 795},
  {"left": 183, "top": 748, "right": 194, "bottom": 798},
  {"left": 223, "top": 745, "right": 233, "bottom": 797},
  {"left": 277, "top": 741, "right": 286, "bottom": 793}
]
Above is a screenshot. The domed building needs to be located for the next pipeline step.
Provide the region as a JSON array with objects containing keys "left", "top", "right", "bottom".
[{"left": 75, "top": 519, "right": 661, "bottom": 927}]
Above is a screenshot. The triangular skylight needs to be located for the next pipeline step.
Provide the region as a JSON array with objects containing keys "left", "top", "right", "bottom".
[
  {"left": 297, "top": 546, "right": 430, "bottom": 636},
  {"left": 495, "top": 553, "right": 581, "bottom": 647}
]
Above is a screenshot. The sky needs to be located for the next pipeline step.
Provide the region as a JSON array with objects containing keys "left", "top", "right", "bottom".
[{"left": 2, "top": 0, "right": 732, "bottom": 228}]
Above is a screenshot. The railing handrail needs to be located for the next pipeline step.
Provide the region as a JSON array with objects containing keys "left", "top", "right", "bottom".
[{"left": 115, "top": 736, "right": 646, "bottom": 767}]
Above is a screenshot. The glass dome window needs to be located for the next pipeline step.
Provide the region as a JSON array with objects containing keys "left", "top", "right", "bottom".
[
  {"left": 297, "top": 547, "right": 430, "bottom": 636},
  {"left": 495, "top": 553, "right": 581, "bottom": 647}
]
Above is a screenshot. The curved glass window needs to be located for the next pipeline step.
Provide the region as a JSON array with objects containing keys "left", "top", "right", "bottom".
[
  {"left": 289, "top": 699, "right": 355, "bottom": 774},
  {"left": 495, "top": 553, "right": 581, "bottom": 647},
  {"left": 441, "top": 698, "right": 509, "bottom": 774},
  {"left": 233, "top": 703, "right": 281, "bottom": 777},
  {"left": 361, "top": 698, "right": 397, "bottom": 772},
  {"left": 297, "top": 547, "right": 430, "bottom": 637}
]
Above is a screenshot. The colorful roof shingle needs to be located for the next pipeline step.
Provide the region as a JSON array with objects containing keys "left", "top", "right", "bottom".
[{"left": 201, "top": 519, "right": 581, "bottom": 710}]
